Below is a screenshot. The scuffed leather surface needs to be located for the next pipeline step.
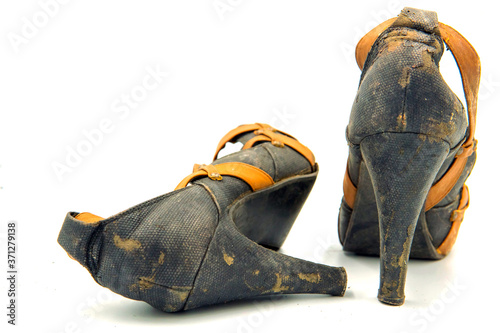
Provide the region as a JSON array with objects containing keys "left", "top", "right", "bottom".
[
  {"left": 339, "top": 8, "right": 476, "bottom": 259},
  {"left": 59, "top": 128, "right": 346, "bottom": 312}
]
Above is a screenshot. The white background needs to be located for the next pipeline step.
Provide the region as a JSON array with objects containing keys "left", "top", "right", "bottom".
[{"left": 1, "top": 1, "right": 498, "bottom": 332}]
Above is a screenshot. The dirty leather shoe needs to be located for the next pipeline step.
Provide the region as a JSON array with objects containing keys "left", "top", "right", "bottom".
[
  {"left": 338, "top": 8, "right": 480, "bottom": 305},
  {"left": 58, "top": 123, "right": 347, "bottom": 312}
]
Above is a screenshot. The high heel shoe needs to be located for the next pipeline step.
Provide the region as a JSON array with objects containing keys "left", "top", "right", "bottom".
[
  {"left": 338, "top": 7, "right": 480, "bottom": 305},
  {"left": 58, "top": 123, "right": 347, "bottom": 312}
]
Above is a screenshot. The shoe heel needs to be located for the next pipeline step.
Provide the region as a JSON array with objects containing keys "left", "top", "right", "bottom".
[
  {"left": 185, "top": 210, "right": 346, "bottom": 310},
  {"left": 184, "top": 168, "right": 346, "bottom": 310},
  {"left": 231, "top": 167, "right": 318, "bottom": 250},
  {"left": 360, "top": 132, "right": 450, "bottom": 305}
]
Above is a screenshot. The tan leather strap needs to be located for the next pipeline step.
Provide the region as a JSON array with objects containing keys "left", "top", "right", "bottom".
[
  {"left": 343, "top": 142, "right": 477, "bottom": 211},
  {"left": 342, "top": 165, "right": 357, "bottom": 209},
  {"left": 213, "top": 123, "right": 295, "bottom": 161},
  {"left": 74, "top": 212, "right": 104, "bottom": 223},
  {"left": 344, "top": 18, "right": 480, "bottom": 212},
  {"left": 439, "top": 22, "right": 481, "bottom": 151},
  {"left": 242, "top": 128, "right": 316, "bottom": 167},
  {"left": 422, "top": 23, "right": 479, "bottom": 210},
  {"left": 175, "top": 162, "right": 274, "bottom": 191},
  {"left": 193, "top": 164, "right": 223, "bottom": 180},
  {"left": 76, "top": 162, "right": 275, "bottom": 223},
  {"left": 355, "top": 17, "right": 397, "bottom": 70},
  {"left": 436, "top": 185, "right": 470, "bottom": 255},
  {"left": 424, "top": 139, "right": 476, "bottom": 210}
]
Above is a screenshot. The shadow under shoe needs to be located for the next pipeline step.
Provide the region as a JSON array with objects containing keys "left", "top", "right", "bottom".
[{"left": 58, "top": 123, "right": 347, "bottom": 312}]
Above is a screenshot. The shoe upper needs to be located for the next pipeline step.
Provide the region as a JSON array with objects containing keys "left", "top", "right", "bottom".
[
  {"left": 339, "top": 7, "right": 479, "bottom": 260},
  {"left": 57, "top": 126, "right": 317, "bottom": 312},
  {"left": 347, "top": 7, "right": 468, "bottom": 149}
]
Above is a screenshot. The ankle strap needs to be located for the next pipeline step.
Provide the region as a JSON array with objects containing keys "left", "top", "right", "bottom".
[
  {"left": 213, "top": 123, "right": 295, "bottom": 160},
  {"left": 175, "top": 162, "right": 274, "bottom": 191},
  {"left": 436, "top": 185, "right": 470, "bottom": 255},
  {"left": 243, "top": 128, "right": 316, "bottom": 167},
  {"left": 214, "top": 123, "right": 315, "bottom": 167},
  {"left": 177, "top": 123, "right": 315, "bottom": 191}
]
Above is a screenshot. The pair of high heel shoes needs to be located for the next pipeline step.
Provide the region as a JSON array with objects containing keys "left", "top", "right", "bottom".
[{"left": 58, "top": 8, "right": 480, "bottom": 311}]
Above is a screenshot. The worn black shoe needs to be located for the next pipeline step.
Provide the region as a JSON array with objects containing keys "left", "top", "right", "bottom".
[
  {"left": 58, "top": 123, "right": 347, "bottom": 312},
  {"left": 338, "top": 7, "right": 480, "bottom": 305}
]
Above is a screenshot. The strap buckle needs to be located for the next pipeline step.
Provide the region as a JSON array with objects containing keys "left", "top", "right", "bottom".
[
  {"left": 455, "top": 139, "right": 477, "bottom": 159},
  {"left": 175, "top": 162, "right": 274, "bottom": 191},
  {"left": 193, "top": 164, "right": 223, "bottom": 181},
  {"left": 253, "top": 128, "right": 285, "bottom": 147},
  {"left": 450, "top": 185, "right": 470, "bottom": 222}
]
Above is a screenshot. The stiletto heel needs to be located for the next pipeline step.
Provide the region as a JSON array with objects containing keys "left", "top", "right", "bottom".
[
  {"left": 185, "top": 185, "right": 346, "bottom": 309},
  {"left": 338, "top": 7, "right": 480, "bottom": 305},
  {"left": 361, "top": 133, "right": 450, "bottom": 305},
  {"left": 58, "top": 123, "right": 346, "bottom": 312}
]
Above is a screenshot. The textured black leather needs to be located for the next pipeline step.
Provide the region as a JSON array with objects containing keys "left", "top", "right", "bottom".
[{"left": 59, "top": 126, "right": 346, "bottom": 312}]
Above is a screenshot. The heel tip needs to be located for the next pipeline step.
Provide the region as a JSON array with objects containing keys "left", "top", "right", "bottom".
[{"left": 377, "top": 295, "right": 405, "bottom": 306}]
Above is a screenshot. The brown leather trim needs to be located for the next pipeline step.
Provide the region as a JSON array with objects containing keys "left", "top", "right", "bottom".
[
  {"left": 193, "top": 164, "right": 223, "bottom": 180},
  {"left": 175, "top": 162, "right": 274, "bottom": 191},
  {"left": 212, "top": 123, "right": 296, "bottom": 161},
  {"left": 344, "top": 160, "right": 472, "bottom": 255},
  {"left": 342, "top": 166, "right": 357, "bottom": 209},
  {"left": 213, "top": 124, "right": 268, "bottom": 161},
  {"left": 74, "top": 212, "right": 103, "bottom": 224},
  {"left": 242, "top": 129, "right": 316, "bottom": 167},
  {"left": 436, "top": 185, "right": 470, "bottom": 255},
  {"left": 355, "top": 17, "right": 397, "bottom": 70},
  {"left": 175, "top": 170, "right": 208, "bottom": 190},
  {"left": 343, "top": 141, "right": 476, "bottom": 211},
  {"left": 439, "top": 23, "right": 481, "bottom": 150},
  {"left": 425, "top": 140, "right": 476, "bottom": 211},
  {"left": 425, "top": 23, "right": 480, "bottom": 210}
]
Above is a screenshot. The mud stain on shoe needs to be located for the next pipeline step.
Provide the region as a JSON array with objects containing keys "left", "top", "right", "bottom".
[
  {"left": 158, "top": 252, "right": 165, "bottom": 265},
  {"left": 170, "top": 287, "right": 191, "bottom": 302},
  {"left": 129, "top": 277, "right": 155, "bottom": 292},
  {"left": 138, "top": 278, "right": 155, "bottom": 290},
  {"left": 223, "top": 251, "right": 234, "bottom": 266},
  {"left": 396, "top": 112, "right": 408, "bottom": 131},
  {"left": 369, "top": 80, "right": 381, "bottom": 89},
  {"left": 298, "top": 273, "right": 321, "bottom": 284},
  {"left": 422, "top": 118, "right": 456, "bottom": 143},
  {"left": 113, "top": 235, "right": 141, "bottom": 251},
  {"left": 398, "top": 67, "right": 411, "bottom": 88},
  {"left": 384, "top": 39, "right": 405, "bottom": 54},
  {"left": 271, "top": 273, "right": 290, "bottom": 292}
]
